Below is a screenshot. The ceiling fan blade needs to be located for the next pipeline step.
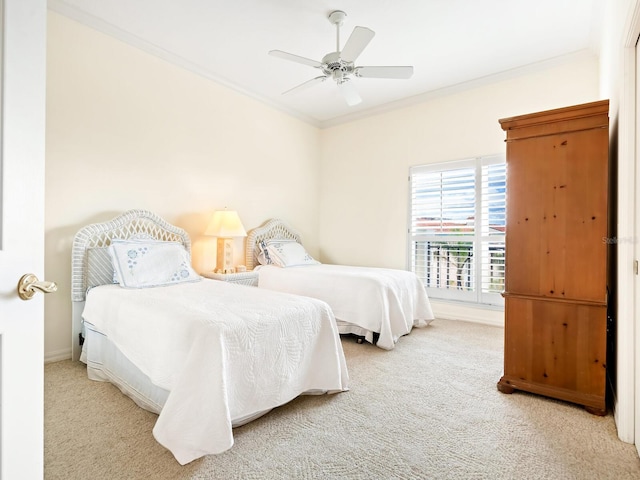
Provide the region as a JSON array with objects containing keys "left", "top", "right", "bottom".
[
  {"left": 282, "top": 76, "right": 327, "bottom": 95},
  {"left": 269, "top": 50, "right": 322, "bottom": 68},
  {"left": 338, "top": 80, "right": 362, "bottom": 106},
  {"left": 340, "top": 26, "right": 375, "bottom": 63},
  {"left": 355, "top": 66, "right": 414, "bottom": 79}
]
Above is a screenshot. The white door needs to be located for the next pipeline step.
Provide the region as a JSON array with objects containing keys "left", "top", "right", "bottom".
[{"left": 0, "top": 0, "right": 47, "bottom": 478}]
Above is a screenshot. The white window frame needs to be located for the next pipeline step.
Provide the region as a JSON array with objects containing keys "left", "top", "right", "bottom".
[{"left": 408, "top": 155, "right": 505, "bottom": 307}]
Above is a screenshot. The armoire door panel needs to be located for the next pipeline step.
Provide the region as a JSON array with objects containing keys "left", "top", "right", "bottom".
[
  {"left": 502, "top": 297, "right": 607, "bottom": 404},
  {"left": 505, "top": 129, "right": 608, "bottom": 302}
]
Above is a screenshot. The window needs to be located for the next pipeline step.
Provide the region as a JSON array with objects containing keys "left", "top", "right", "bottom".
[{"left": 408, "top": 155, "right": 506, "bottom": 306}]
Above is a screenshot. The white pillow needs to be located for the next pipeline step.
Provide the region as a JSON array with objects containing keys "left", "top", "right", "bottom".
[
  {"left": 109, "top": 240, "right": 201, "bottom": 288},
  {"left": 257, "top": 240, "right": 272, "bottom": 265},
  {"left": 264, "top": 241, "right": 320, "bottom": 268},
  {"left": 257, "top": 239, "right": 296, "bottom": 265}
]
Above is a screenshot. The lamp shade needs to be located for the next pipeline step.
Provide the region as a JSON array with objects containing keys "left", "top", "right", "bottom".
[{"left": 205, "top": 210, "right": 247, "bottom": 238}]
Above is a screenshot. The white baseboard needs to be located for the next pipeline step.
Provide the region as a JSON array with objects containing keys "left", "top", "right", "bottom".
[
  {"left": 430, "top": 300, "right": 504, "bottom": 327},
  {"left": 45, "top": 348, "right": 71, "bottom": 364}
]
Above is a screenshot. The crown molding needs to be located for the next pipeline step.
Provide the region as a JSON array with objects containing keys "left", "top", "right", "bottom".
[
  {"left": 47, "top": 0, "right": 321, "bottom": 128},
  {"left": 319, "top": 49, "right": 598, "bottom": 128},
  {"left": 48, "top": 1, "right": 596, "bottom": 130}
]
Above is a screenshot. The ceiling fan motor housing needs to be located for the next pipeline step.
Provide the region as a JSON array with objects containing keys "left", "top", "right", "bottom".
[{"left": 322, "top": 51, "right": 354, "bottom": 81}]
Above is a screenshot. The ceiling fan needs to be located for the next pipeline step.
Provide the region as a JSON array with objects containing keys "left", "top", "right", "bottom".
[{"left": 269, "top": 10, "right": 414, "bottom": 107}]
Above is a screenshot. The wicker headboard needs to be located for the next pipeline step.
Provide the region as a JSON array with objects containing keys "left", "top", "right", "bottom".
[
  {"left": 71, "top": 209, "right": 191, "bottom": 361},
  {"left": 245, "top": 218, "right": 302, "bottom": 270}
]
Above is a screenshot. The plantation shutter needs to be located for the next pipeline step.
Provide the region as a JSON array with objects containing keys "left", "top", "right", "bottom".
[{"left": 409, "top": 155, "right": 505, "bottom": 306}]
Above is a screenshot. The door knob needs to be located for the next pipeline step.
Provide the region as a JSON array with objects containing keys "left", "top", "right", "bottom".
[{"left": 17, "top": 274, "right": 57, "bottom": 301}]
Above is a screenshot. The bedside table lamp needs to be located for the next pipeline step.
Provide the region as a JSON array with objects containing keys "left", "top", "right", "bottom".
[{"left": 205, "top": 209, "right": 247, "bottom": 274}]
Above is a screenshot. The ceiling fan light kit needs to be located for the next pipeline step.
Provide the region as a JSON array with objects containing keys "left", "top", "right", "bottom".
[{"left": 269, "top": 10, "right": 414, "bottom": 107}]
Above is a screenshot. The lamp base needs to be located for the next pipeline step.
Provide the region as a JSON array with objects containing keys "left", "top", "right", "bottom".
[
  {"left": 215, "top": 237, "right": 235, "bottom": 274},
  {"left": 215, "top": 268, "right": 236, "bottom": 274}
]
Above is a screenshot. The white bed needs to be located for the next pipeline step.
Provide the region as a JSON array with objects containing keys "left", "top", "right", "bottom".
[
  {"left": 246, "top": 219, "right": 435, "bottom": 350},
  {"left": 71, "top": 209, "right": 349, "bottom": 465}
]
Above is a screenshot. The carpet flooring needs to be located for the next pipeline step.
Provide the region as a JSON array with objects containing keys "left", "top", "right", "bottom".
[{"left": 44, "top": 319, "right": 640, "bottom": 479}]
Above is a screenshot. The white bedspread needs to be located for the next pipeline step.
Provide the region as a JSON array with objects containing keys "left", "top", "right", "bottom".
[
  {"left": 256, "top": 264, "right": 435, "bottom": 350},
  {"left": 82, "top": 280, "right": 349, "bottom": 465}
]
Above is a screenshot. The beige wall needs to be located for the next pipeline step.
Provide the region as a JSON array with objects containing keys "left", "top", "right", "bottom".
[{"left": 44, "top": 12, "right": 322, "bottom": 359}]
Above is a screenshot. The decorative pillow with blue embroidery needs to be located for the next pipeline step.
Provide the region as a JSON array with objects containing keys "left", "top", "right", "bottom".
[{"left": 108, "top": 240, "right": 201, "bottom": 288}]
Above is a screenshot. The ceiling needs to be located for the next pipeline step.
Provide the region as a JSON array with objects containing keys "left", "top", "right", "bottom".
[{"left": 49, "top": 0, "right": 601, "bottom": 128}]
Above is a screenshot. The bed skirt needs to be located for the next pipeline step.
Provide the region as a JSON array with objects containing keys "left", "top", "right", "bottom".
[{"left": 81, "top": 324, "right": 272, "bottom": 427}]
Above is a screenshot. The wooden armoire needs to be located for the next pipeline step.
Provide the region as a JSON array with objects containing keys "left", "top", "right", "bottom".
[{"left": 497, "top": 100, "right": 609, "bottom": 415}]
